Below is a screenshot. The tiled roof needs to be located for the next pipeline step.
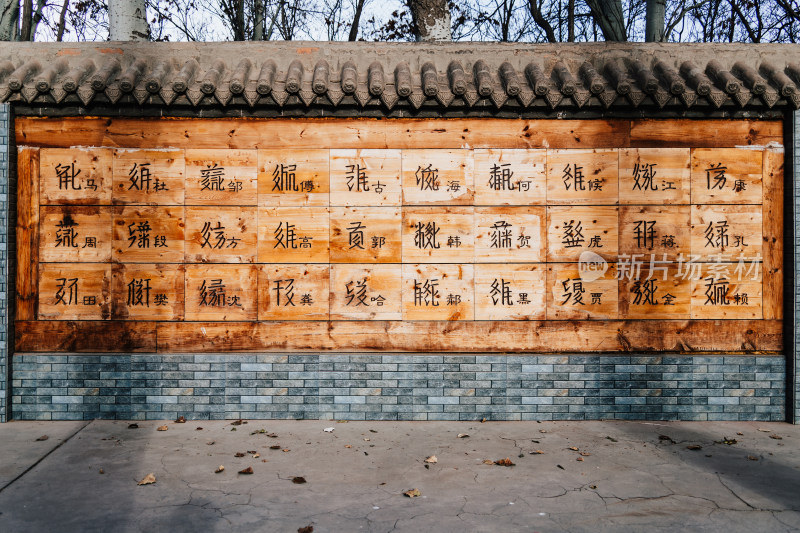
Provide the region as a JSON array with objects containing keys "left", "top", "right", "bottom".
[{"left": 2, "top": 41, "right": 800, "bottom": 114}]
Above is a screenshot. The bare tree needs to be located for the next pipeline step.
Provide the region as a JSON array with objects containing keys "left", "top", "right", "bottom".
[
  {"left": 109, "top": 0, "right": 150, "bottom": 39},
  {"left": 585, "top": 0, "right": 626, "bottom": 40},
  {"left": 645, "top": 0, "right": 665, "bottom": 41},
  {"left": 409, "top": 0, "right": 452, "bottom": 40}
]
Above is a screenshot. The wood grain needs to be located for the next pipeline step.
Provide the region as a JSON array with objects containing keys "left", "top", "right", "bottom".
[
  {"left": 15, "top": 320, "right": 157, "bottom": 352},
  {"left": 761, "top": 146, "right": 783, "bottom": 320},
  {"left": 630, "top": 119, "right": 782, "bottom": 148},
  {"left": 15, "top": 147, "right": 39, "bottom": 321}
]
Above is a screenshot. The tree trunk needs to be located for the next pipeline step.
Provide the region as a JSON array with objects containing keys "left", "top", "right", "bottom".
[
  {"left": 567, "top": 0, "right": 575, "bottom": 42},
  {"left": 234, "top": 0, "right": 245, "bottom": 40},
  {"left": 585, "top": 0, "right": 627, "bottom": 41},
  {"left": 409, "top": 0, "right": 451, "bottom": 41},
  {"left": 348, "top": 0, "right": 366, "bottom": 41},
  {"left": 108, "top": 0, "right": 150, "bottom": 41},
  {"left": 56, "top": 0, "right": 69, "bottom": 41},
  {"left": 0, "top": 0, "right": 18, "bottom": 40},
  {"left": 645, "top": 0, "right": 666, "bottom": 41},
  {"left": 253, "top": 0, "right": 264, "bottom": 40},
  {"left": 20, "top": 0, "right": 32, "bottom": 40},
  {"left": 528, "top": 0, "right": 556, "bottom": 42}
]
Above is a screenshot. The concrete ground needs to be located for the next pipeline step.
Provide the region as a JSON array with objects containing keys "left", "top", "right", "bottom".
[{"left": 0, "top": 420, "right": 798, "bottom": 532}]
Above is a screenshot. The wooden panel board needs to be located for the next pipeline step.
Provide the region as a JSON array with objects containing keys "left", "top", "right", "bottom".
[
  {"left": 630, "top": 119, "right": 783, "bottom": 148},
  {"left": 473, "top": 149, "right": 547, "bottom": 206},
  {"left": 547, "top": 263, "right": 618, "bottom": 320},
  {"left": 330, "top": 207, "right": 402, "bottom": 263},
  {"left": 112, "top": 149, "right": 185, "bottom": 205},
  {"left": 329, "top": 264, "right": 402, "bottom": 320},
  {"left": 185, "top": 206, "right": 257, "bottom": 263},
  {"left": 16, "top": 147, "right": 39, "bottom": 320},
  {"left": 112, "top": 206, "right": 185, "bottom": 263},
  {"left": 330, "top": 149, "right": 401, "bottom": 206},
  {"left": 401, "top": 149, "right": 474, "bottom": 205},
  {"left": 258, "top": 264, "right": 330, "bottom": 321},
  {"left": 39, "top": 206, "right": 112, "bottom": 263},
  {"left": 474, "top": 264, "right": 546, "bottom": 320},
  {"left": 184, "top": 149, "right": 258, "bottom": 206},
  {"left": 184, "top": 264, "right": 258, "bottom": 321},
  {"left": 258, "top": 207, "right": 330, "bottom": 263},
  {"left": 39, "top": 148, "right": 113, "bottom": 205},
  {"left": 111, "top": 263, "right": 185, "bottom": 320},
  {"left": 15, "top": 320, "right": 156, "bottom": 353},
  {"left": 474, "top": 207, "right": 546, "bottom": 263},
  {"left": 761, "top": 146, "right": 783, "bottom": 320},
  {"left": 402, "top": 207, "right": 474, "bottom": 263},
  {"left": 690, "top": 205, "right": 763, "bottom": 261},
  {"left": 546, "top": 149, "right": 618, "bottom": 205},
  {"left": 618, "top": 148, "right": 690, "bottom": 205},
  {"left": 401, "top": 264, "right": 474, "bottom": 321},
  {"left": 618, "top": 205, "right": 690, "bottom": 261},
  {"left": 38, "top": 263, "right": 111, "bottom": 320},
  {"left": 618, "top": 264, "right": 690, "bottom": 319},
  {"left": 546, "top": 206, "right": 618, "bottom": 262},
  {"left": 154, "top": 320, "right": 782, "bottom": 353},
  {"left": 258, "top": 149, "right": 330, "bottom": 207},
  {"left": 690, "top": 148, "right": 763, "bottom": 204},
  {"left": 690, "top": 270, "right": 763, "bottom": 319}
]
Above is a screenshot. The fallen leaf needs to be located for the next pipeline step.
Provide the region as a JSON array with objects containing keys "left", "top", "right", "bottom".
[
  {"left": 238, "top": 467, "right": 254, "bottom": 475},
  {"left": 576, "top": 457, "right": 584, "bottom": 462},
  {"left": 539, "top": 430, "right": 548, "bottom": 434},
  {"left": 557, "top": 464, "right": 565, "bottom": 470},
  {"left": 770, "top": 435, "right": 783, "bottom": 440},
  {"left": 345, "top": 445, "right": 352, "bottom": 449},
  {"left": 686, "top": 445, "right": 703, "bottom": 450},
  {"left": 99, "top": 469, "right": 104, "bottom": 474},
  {"left": 127, "top": 423, "right": 139, "bottom": 429},
  {"left": 270, "top": 445, "right": 281, "bottom": 450},
  {"left": 231, "top": 428, "right": 237, "bottom": 432},
  {"left": 369, "top": 429, "right": 378, "bottom": 433},
  {"left": 457, "top": 433, "right": 469, "bottom": 438},
  {"left": 207, "top": 441, "right": 215, "bottom": 446},
  {"left": 137, "top": 473, "right": 156, "bottom": 485},
  {"left": 736, "top": 432, "right": 743, "bottom": 436},
  {"left": 247, "top": 450, "right": 257, "bottom": 454},
  {"left": 292, "top": 476, "right": 307, "bottom": 484},
  {"left": 215, "top": 466, "right": 225, "bottom": 473},
  {"left": 605, "top": 436, "right": 617, "bottom": 442},
  {"left": 529, "top": 450, "right": 544, "bottom": 455},
  {"left": 481, "top": 418, "right": 487, "bottom": 423},
  {"left": 298, "top": 525, "right": 313, "bottom": 533},
  {"left": 722, "top": 437, "right": 738, "bottom": 445},
  {"left": 747, "top": 455, "right": 759, "bottom": 461},
  {"left": 580, "top": 452, "right": 591, "bottom": 457},
  {"left": 758, "top": 428, "right": 771, "bottom": 432},
  {"left": 235, "top": 452, "right": 246, "bottom": 458},
  {"left": 196, "top": 427, "right": 203, "bottom": 431},
  {"left": 268, "top": 433, "right": 278, "bottom": 438},
  {"left": 231, "top": 419, "right": 244, "bottom": 426},
  {"left": 424, "top": 455, "right": 438, "bottom": 464},
  {"left": 494, "top": 458, "right": 515, "bottom": 467},
  {"left": 403, "top": 488, "right": 421, "bottom": 498},
  {"left": 363, "top": 438, "right": 370, "bottom": 442},
  {"left": 658, "top": 435, "right": 674, "bottom": 442},
  {"left": 483, "top": 459, "right": 494, "bottom": 465},
  {"left": 175, "top": 416, "right": 186, "bottom": 423},
  {"left": 252, "top": 453, "right": 260, "bottom": 458},
  {"left": 157, "top": 425, "right": 168, "bottom": 432},
  {"left": 35, "top": 435, "right": 49, "bottom": 442},
  {"left": 282, "top": 449, "right": 290, "bottom": 452},
  {"left": 589, "top": 485, "right": 597, "bottom": 490},
  {"left": 336, "top": 420, "right": 348, "bottom": 424},
  {"left": 568, "top": 446, "right": 579, "bottom": 451},
  {"left": 251, "top": 429, "right": 267, "bottom": 435}
]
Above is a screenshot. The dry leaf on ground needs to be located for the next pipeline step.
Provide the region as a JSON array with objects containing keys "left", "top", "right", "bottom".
[
  {"left": 568, "top": 446, "right": 578, "bottom": 451},
  {"left": 137, "top": 473, "right": 156, "bottom": 485},
  {"left": 424, "top": 455, "right": 437, "bottom": 464},
  {"left": 686, "top": 445, "right": 703, "bottom": 450},
  {"left": 323, "top": 427, "right": 335, "bottom": 433},
  {"left": 270, "top": 445, "right": 281, "bottom": 450},
  {"left": 758, "top": 428, "right": 771, "bottom": 432},
  {"left": 234, "top": 452, "right": 246, "bottom": 458},
  {"left": 282, "top": 449, "right": 291, "bottom": 452},
  {"left": 345, "top": 445, "right": 352, "bottom": 448},
  {"left": 494, "top": 458, "right": 515, "bottom": 467},
  {"left": 35, "top": 435, "right": 49, "bottom": 441},
  {"left": 157, "top": 425, "right": 168, "bottom": 432},
  {"left": 457, "top": 433, "right": 469, "bottom": 438},
  {"left": 292, "top": 476, "right": 307, "bottom": 484},
  {"left": 747, "top": 455, "right": 759, "bottom": 461},
  {"left": 127, "top": 423, "right": 139, "bottom": 429},
  {"left": 298, "top": 525, "right": 313, "bottom": 533},
  {"left": 403, "top": 488, "right": 421, "bottom": 498},
  {"left": 215, "top": 466, "right": 225, "bottom": 473},
  {"left": 576, "top": 457, "right": 584, "bottom": 462},
  {"left": 175, "top": 416, "right": 185, "bottom": 423},
  {"left": 529, "top": 450, "right": 544, "bottom": 455},
  {"left": 770, "top": 435, "right": 783, "bottom": 440},
  {"left": 238, "top": 467, "right": 254, "bottom": 474}
]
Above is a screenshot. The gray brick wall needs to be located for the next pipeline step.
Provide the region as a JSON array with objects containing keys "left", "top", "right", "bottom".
[
  {"left": 11, "top": 354, "right": 785, "bottom": 422},
  {"left": 0, "top": 104, "right": 9, "bottom": 423}
]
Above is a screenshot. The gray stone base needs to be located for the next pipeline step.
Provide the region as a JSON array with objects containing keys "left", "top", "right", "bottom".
[{"left": 10, "top": 354, "right": 786, "bottom": 422}]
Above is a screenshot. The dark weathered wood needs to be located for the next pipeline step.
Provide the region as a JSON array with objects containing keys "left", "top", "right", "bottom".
[
  {"left": 156, "top": 320, "right": 782, "bottom": 354},
  {"left": 15, "top": 320, "right": 157, "bottom": 352},
  {"left": 762, "top": 146, "right": 783, "bottom": 320},
  {"left": 630, "top": 119, "right": 782, "bottom": 148},
  {"left": 15, "top": 147, "right": 39, "bottom": 321}
]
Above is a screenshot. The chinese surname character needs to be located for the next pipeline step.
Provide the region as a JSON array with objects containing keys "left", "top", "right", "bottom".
[
  {"left": 733, "top": 179, "right": 746, "bottom": 192},
  {"left": 413, "top": 279, "right": 440, "bottom": 307},
  {"left": 54, "top": 278, "right": 78, "bottom": 305},
  {"left": 562, "top": 164, "right": 585, "bottom": 191},
  {"left": 631, "top": 279, "right": 658, "bottom": 305},
  {"left": 734, "top": 292, "right": 749, "bottom": 305},
  {"left": 371, "top": 236, "right": 386, "bottom": 249},
  {"left": 446, "top": 294, "right": 461, "bottom": 305},
  {"left": 300, "top": 294, "right": 314, "bottom": 305},
  {"left": 345, "top": 278, "right": 369, "bottom": 306},
  {"left": 561, "top": 278, "right": 584, "bottom": 305},
  {"left": 154, "top": 294, "right": 169, "bottom": 306},
  {"left": 517, "top": 293, "right": 530, "bottom": 304},
  {"left": 128, "top": 162, "right": 151, "bottom": 191},
  {"left": 128, "top": 221, "right": 151, "bottom": 249},
  {"left": 201, "top": 222, "right": 228, "bottom": 249},
  {"left": 446, "top": 181, "right": 460, "bottom": 192},
  {"left": 588, "top": 235, "right": 603, "bottom": 248},
  {"left": 632, "top": 162, "right": 658, "bottom": 191},
  {"left": 415, "top": 164, "right": 439, "bottom": 191},
  {"left": 591, "top": 292, "right": 602, "bottom": 305},
  {"left": 346, "top": 164, "right": 369, "bottom": 192},
  {"left": 490, "top": 220, "right": 512, "bottom": 249},
  {"left": 82, "top": 296, "right": 96, "bottom": 305},
  {"left": 633, "top": 220, "right": 657, "bottom": 249},
  {"left": 490, "top": 278, "right": 513, "bottom": 305},
  {"left": 199, "top": 279, "right": 226, "bottom": 307},
  {"left": 127, "top": 278, "right": 151, "bottom": 307},
  {"left": 55, "top": 218, "right": 79, "bottom": 248},
  {"left": 562, "top": 220, "right": 585, "bottom": 248},
  {"left": 704, "top": 221, "right": 729, "bottom": 248},
  {"left": 273, "top": 222, "right": 297, "bottom": 249},
  {"left": 82, "top": 237, "right": 96, "bottom": 248},
  {"left": 704, "top": 277, "right": 730, "bottom": 305},
  {"left": 371, "top": 295, "right": 386, "bottom": 306},
  {"left": 414, "top": 222, "right": 440, "bottom": 249},
  {"left": 272, "top": 163, "right": 298, "bottom": 192},
  {"left": 347, "top": 221, "right": 366, "bottom": 250},
  {"left": 56, "top": 162, "right": 82, "bottom": 190},
  {"left": 200, "top": 164, "right": 225, "bottom": 191},
  {"left": 488, "top": 163, "right": 514, "bottom": 191},
  {"left": 273, "top": 279, "right": 296, "bottom": 307},
  {"left": 447, "top": 236, "right": 461, "bottom": 248},
  {"left": 706, "top": 163, "right": 727, "bottom": 190}
]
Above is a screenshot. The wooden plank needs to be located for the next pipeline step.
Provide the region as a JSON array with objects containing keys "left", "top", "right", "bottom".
[
  {"left": 401, "top": 149, "right": 474, "bottom": 205},
  {"left": 39, "top": 206, "right": 112, "bottom": 263},
  {"left": 630, "top": 119, "right": 783, "bottom": 148},
  {"left": 330, "top": 149, "right": 402, "bottom": 206},
  {"left": 258, "top": 149, "right": 330, "bottom": 207},
  {"left": 111, "top": 263, "right": 185, "bottom": 320},
  {"left": 474, "top": 206, "right": 546, "bottom": 263},
  {"left": 184, "top": 264, "right": 258, "bottom": 321},
  {"left": 112, "top": 149, "right": 185, "bottom": 205},
  {"left": 258, "top": 207, "right": 330, "bottom": 263},
  {"left": 112, "top": 206, "right": 185, "bottom": 263},
  {"left": 618, "top": 205, "right": 690, "bottom": 261},
  {"left": 546, "top": 149, "right": 618, "bottom": 205},
  {"left": 155, "top": 319, "right": 782, "bottom": 353},
  {"left": 39, "top": 148, "right": 113, "bottom": 205},
  {"left": 16, "top": 117, "right": 632, "bottom": 150},
  {"left": 329, "top": 264, "right": 402, "bottom": 320},
  {"left": 690, "top": 148, "right": 763, "bottom": 205},
  {"left": 258, "top": 264, "right": 330, "bottom": 321},
  {"left": 185, "top": 206, "right": 257, "bottom": 263},
  {"left": 402, "top": 207, "right": 474, "bottom": 263},
  {"left": 15, "top": 320, "right": 156, "bottom": 352},
  {"left": 38, "top": 263, "right": 111, "bottom": 320},
  {"left": 401, "top": 264, "right": 474, "bottom": 321},
  {"left": 690, "top": 271, "right": 762, "bottom": 319},
  {"left": 15, "top": 147, "right": 39, "bottom": 321},
  {"left": 184, "top": 149, "right": 258, "bottom": 206},
  {"left": 546, "top": 206, "right": 618, "bottom": 262},
  {"left": 473, "top": 149, "right": 547, "bottom": 206},
  {"left": 618, "top": 264, "right": 690, "bottom": 319},
  {"left": 761, "top": 146, "right": 783, "bottom": 320},
  {"left": 690, "top": 205, "right": 763, "bottom": 261},
  {"left": 474, "top": 264, "right": 546, "bottom": 320},
  {"left": 618, "top": 148, "right": 690, "bottom": 205},
  {"left": 330, "top": 207, "right": 402, "bottom": 263},
  {"left": 546, "top": 263, "right": 618, "bottom": 320}
]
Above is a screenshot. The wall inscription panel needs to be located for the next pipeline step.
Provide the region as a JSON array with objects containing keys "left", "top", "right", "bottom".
[{"left": 14, "top": 118, "right": 784, "bottom": 353}]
